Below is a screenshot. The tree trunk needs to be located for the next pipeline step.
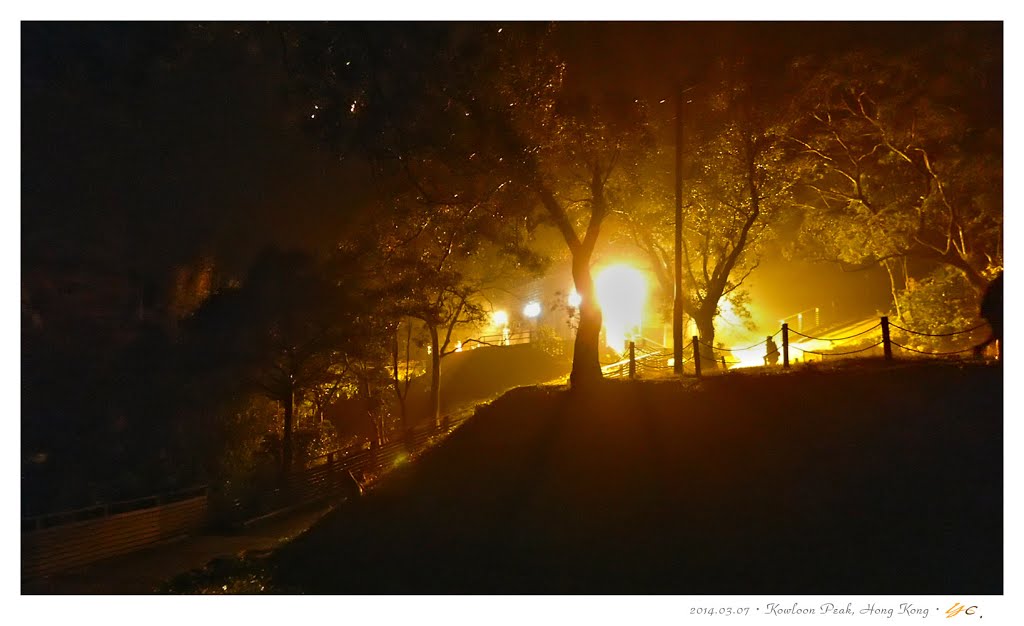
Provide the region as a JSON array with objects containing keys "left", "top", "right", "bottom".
[
  {"left": 948, "top": 254, "right": 988, "bottom": 294},
  {"left": 570, "top": 254, "right": 604, "bottom": 387},
  {"left": 428, "top": 323, "right": 441, "bottom": 427},
  {"left": 883, "top": 258, "right": 904, "bottom": 321},
  {"left": 281, "top": 386, "right": 294, "bottom": 477},
  {"left": 693, "top": 308, "right": 719, "bottom": 369},
  {"left": 392, "top": 326, "right": 410, "bottom": 435},
  {"left": 917, "top": 247, "right": 989, "bottom": 295},
  {"left": 361, "top": 373, "right": 381, "bottom": 447}
]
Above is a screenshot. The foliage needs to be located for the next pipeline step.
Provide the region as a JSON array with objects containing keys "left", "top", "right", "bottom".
[
  {"left": 158, "top": 554, "right": 282, "bottom": 594},
  {"left": 788, "top": 46, "right": 1002, "bottom": 293},
  {"left": 892, "top": 266, "right": 980, "bottom": 352},
  {"left": 206, "top": 395, "right": 282, "bottom": 513},
  {"left": 532, "top": 325, "right": 569, "bottom": 359},
  {"left": 626, "top": 60, "right": 796, "bottom": 360},
  {"left": 185, "top": 247, "right": 390, "bottom": 474},
  {"left": 282, "top": 23, "right": 654, "bottom": 386}
]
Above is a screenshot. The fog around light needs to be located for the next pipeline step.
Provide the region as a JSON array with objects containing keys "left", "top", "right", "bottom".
[{"left": 595, "top": 264, "right": 645, "bottom": 353}]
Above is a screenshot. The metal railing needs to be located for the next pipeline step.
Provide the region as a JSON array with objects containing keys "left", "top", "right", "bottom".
[
  {"left": 22, "top": 486, "right": 209, "bottom": 580},
  {"left": 222, "top": 413, "right": 474, "bottom": 524},
  {"left": 462, "top": 330, "right": 533, "bottom": 349},
  {"left": 22, "top": 485, "right": 208, "bottom": 533},
  {"left": 21, "top": 413, "right": 476, "bottom": 581}
]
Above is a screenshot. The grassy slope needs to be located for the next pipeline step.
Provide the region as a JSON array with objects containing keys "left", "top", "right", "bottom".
[
  {"left": 401, "top": 343, "right": 572, "bottom": 425},
  {"left": 273, "top": 360, "right": 1002, "bottom": 594}
]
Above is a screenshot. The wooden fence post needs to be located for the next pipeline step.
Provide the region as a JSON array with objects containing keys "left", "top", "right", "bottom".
[
  {"left": 692, "top": 336, "right": 702, "bottom": 378},
  {"left": 782, "top": 323, "right": 790, "bottom": 369},
  {"left": 881, "top": 316, "right": 892, "bottom": 361},
  {"left": 629, "top": 341, "right": 636, "bottom": 379}
]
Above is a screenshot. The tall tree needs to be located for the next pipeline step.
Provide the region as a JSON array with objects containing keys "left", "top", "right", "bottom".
[
  {"left": 626, "top": 63, "right": 794, "bottom": 362},
  {"left": 788, "top": 46, "right": 1002, "bottom": 301},
  {"left": 186, "top": 248, "right": 385, "bottom": 476},
  {"left": 377, "top": 197, "right": 545, "bottom": 425},
  {"left": 284, "top": 23, "right": 651, "bottom": 386}
]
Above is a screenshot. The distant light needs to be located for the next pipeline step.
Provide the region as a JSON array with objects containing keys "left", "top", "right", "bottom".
[
  {"left": 314, "top": 104, "right": 319, "bottom": 110},
  {"left": 310, "top": 114, "right": 315, "bottom": 119},
  {"left": 523, "top": 301, "right": 542, "bottom": 318},
  {"left": 498, "top": 28, "right": 503, "bottom": 33},
  {"left": 455, "top": 341, "right": 463, "bottom": 353},
  {"left": 659, "top": 99, "right": 666, "bottom": 104},
  {"left": 492, "top": 310, "right": 509, "bottom": 328},
  {"left": 568, "top": 290, "right": 582, "bottom": 308},
  {"left": 595, "top": 264, "right": 646, "bottom": 353},
  {"left": 350, "top": 102, "right": 357, "bottom": 113},
  {"left": 666, "top": 358, "right": 674, "bottom": 367}
]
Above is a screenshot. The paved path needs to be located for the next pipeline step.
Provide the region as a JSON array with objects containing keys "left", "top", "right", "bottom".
[{"left": 22, "top": 504, "right": 333, "bottom": 594}]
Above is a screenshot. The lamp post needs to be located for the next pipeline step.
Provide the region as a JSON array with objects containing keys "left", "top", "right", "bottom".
[
  {"left": 672, "top": 83, "right": 698, "bottom": 374},
  {"left": 492, "top": 310, "right": 509, "bottom": 346},
  {"left": 673, "top": 84, "right": 684, "bottom": 375}
]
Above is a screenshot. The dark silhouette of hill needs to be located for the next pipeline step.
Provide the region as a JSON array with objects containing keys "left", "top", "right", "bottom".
[{"left": 273, "top": 360, "right": 1001, "bottom": 594}]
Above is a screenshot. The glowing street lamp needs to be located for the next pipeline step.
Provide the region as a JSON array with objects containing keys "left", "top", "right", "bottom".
[
  {"left": 523, "top": 301, "right": 541, "bottom": 340},
  {"left": 492, "top": 309, "right": 511, "bottom": 346},
  {"left": 568, "top": 290, "right": 582, "bottom": 308}
]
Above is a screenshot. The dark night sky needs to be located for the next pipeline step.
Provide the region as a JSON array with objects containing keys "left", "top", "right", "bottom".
[
  {"left": 22, "top": 22, "right": 367, "bottom": 280},
  {"left": 560, "top": 22, "right": 1000, "bottom": 97},
  {"left": 20, "top": 21, "right": 1002, "bottom": 316}
]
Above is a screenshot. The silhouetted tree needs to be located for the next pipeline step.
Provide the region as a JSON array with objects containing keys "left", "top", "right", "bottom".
[
  {"left": 626, "top": 62, "right": 795, "bottom": 363},
  {"left": 788, "top": 46, "right": 1002, "bottom": 303},
  {"left": 374, "top": 195, "right": 545, "bottom": 426},
  {"left": 186, "top": 248, "right": 384, "bottom": 476},
  {"left": 282, "top": 23, "right": 651, "bottom": 387}
]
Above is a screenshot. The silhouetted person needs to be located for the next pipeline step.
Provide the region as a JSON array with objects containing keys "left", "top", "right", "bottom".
[
  {"left": 974, "top": 271, "right": 1003, "bottom": 358},
  {"left": 765, "top": 336, "right": 780, "bottom": 366}
]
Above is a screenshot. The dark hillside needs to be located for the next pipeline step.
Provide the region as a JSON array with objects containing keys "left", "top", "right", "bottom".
[{"left": 273, "top": 361, "right": 1002, "bottom": 594}]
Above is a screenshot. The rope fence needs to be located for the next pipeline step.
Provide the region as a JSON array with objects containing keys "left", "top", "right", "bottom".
[
  {"left": 888, "top": 321, "right": 987, "bottom": 338},
  {"left": 788, "top": 323, "right": 882, "bottom": 342},
  {"left": 697, "top": 338, "right": 768, "bottom": 352},
  {"left": 790, "top": 341, "right": 884, "bottom": 357},
  {"left": 611, "top": 315, "right": 997, "bottom": 379},
  {"left": 891, "top": 342, "right": 979, "bottom": 356}
]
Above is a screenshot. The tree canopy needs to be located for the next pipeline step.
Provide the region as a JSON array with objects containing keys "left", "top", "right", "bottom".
[{"left": 788, "top": 46, "right": 1002, "bottom": 295}]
